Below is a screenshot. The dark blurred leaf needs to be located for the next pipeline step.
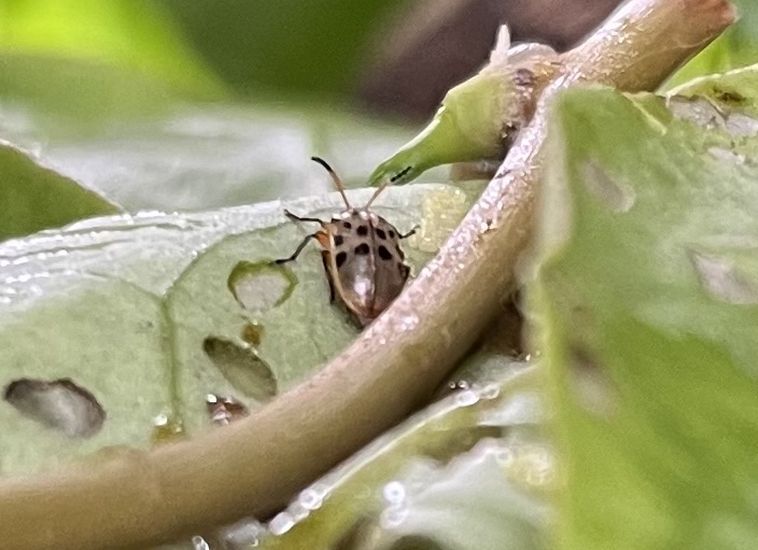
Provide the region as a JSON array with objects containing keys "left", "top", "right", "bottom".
[
  {"left": 0, "top": 142, "right": 119, "bottom": 241},
  {"left": 158, "top": 0, "right": 407, "bottom": 98}
]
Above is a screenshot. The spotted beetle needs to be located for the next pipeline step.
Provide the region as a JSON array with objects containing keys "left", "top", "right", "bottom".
[{"left": 276, "top": 157, "right": 416, "bottom": 327}]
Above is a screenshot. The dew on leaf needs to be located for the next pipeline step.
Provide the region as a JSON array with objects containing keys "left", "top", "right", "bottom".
[
  {"left": 689, "top": 250, "right": 758, "bottom": 305},
  {"left": 268, "top": 511, "right": 296, "bottom": 536},
  {"left": 582, "top": 161, "right": 635, "bottom": 213},
  {"left": 206, "top": 393, "right": 249, "bottom": 426},
  {"left": 203, "top": 337, "right": 277, "bottom": 401},
  {"left": 240, "top": 321, "right": 264, "bottom": 346},
  {"left": 151, "top": 412, "right": 185, "bottom": 444},
  {"left": 227, "top": 260, "right": 298, "bottom": 313},
  {"left": 4, "top": 378, "right": 105, "bottom": 438}
]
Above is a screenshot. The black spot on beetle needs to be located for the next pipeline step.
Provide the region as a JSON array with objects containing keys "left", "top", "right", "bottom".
[
  {"left": 334, "top": 235, "right": 344, "bottom": 246},
  {"left": 354, "top": 243, "right": 370, "bottom": 255},
  {"left": 342, "top": 221, "right": 352, "bottom": 229},
  {"left": 377, "top": 245, "right": 393, "bottom": 260},
  {"left": 388, "top": 229, "right": 396, "bottom": 239},
  {"left": 336, "top": 251, "right": 348, "bottom": 268},
  {"left": 376, "top": 228, "right": 387, "bottom": 239},
  {"left": 357, "top": 225, "right": 368, "bottom": 236}
]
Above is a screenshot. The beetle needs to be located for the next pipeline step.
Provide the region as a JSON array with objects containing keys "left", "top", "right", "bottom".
[{"left": 275, "top": 157, "right": 416, "bottom": 327}]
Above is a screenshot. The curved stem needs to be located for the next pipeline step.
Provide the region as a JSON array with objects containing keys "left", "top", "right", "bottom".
[{"left": 0, "top": 0, "right": 734, "bottom": 548}]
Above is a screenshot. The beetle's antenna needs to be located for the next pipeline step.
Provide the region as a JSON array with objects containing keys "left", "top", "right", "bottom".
[
  {"left": 365, "top": 166, "right": 412, "bottom": 209},
  {"left": 311, "top": 156, "right": 351, "bottom": 209},
  {"left": 365, "top": 179, "right": 390, "bottom": 209}
]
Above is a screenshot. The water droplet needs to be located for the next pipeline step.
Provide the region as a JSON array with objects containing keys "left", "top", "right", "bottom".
[
  {"left": 455, "top": 389, "right": 480, "bottom": 407},
  {"left": 298, "top": 485, "right": 328, "bottom": 510},
  {"left": 582, "top": 161, "right": 635, "bottom": 213},
  {"left": 4, "top": 378, "right": 105, "bottom": 438},
  {"left": 151, "top": 412, "right": 184, "bottom": 443},
  {"left": 380, "top": 506, "right": 409, "bottom": 529},
  {"left": 478, "top": 383, "right": 500, "bottom": 400},
  {"left": 219, "top": 517, "right": 265, "bottom": 549},
  {"left": 269, "top": 512, "right": 295, "bottom": 536},
  {"left": 382, "top": 481, "right": 406, "bottom": 505},
  {"left": 203, "top": 337, "right": 278, "bottom": 401},
  {"left": 228, "top": 261, "right": 298, "bottom": 313},
  {"left": 191, "top": 535, "right": 210, "bottom": 550},
  {"left": 241, "top": 321, "right": 264, "bottom": 346},
  {"left": 689, "top": 250, "right": 758, "bottom": 304},
  {"left": 398, "top": 314, "right": 419, "bottom": 331}
]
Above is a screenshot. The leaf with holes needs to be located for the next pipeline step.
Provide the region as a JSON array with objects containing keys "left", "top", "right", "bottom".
[
  {"left": 0, "top": 183, "right": 478, "bottom": 474},
  {"left": 534, "top": 72, "right": 758, "bottom": 549}
]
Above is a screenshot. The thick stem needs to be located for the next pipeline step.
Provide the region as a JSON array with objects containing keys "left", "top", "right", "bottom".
[{"left": 0, "top": 0, "right": 734, "bottom": 547}]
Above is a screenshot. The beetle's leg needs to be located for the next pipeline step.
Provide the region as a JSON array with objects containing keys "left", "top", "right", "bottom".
[
  {"left": 274, "top": 233, "right": 319, "bottom": 264},
  {"left": 320, "top": 251, "right": 336, "bottom": 302},
  {"left": 284, "top": 209, "right": 327, "bottom": 227},
  {"left": 399, "top": 225, "right": 420, "bottom": 239}
]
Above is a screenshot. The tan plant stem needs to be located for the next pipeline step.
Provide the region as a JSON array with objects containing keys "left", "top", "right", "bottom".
[{"left": 0, "top": 1, "right": 734, "bottom": 548}]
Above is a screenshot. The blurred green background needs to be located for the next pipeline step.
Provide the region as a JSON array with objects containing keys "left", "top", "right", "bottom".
[{"left": 0, "top": 0, "right": 622, "bottom": 215}]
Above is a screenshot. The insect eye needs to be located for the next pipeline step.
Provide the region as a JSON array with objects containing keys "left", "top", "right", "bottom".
[
  {"left": 376, "top": 228, "right": 386, "bottom": 239},
  {"left": 354, "top": 243, "right": 370, "bottom": 255},
  {"left": 357, "top": 225, "right": 368, "bottom": 236},
  {"left": 377, "top": 245, "right": 393, "bottom": 260},
  {"left": 336, "top": 251, "right": 348, "bottom": 267}
]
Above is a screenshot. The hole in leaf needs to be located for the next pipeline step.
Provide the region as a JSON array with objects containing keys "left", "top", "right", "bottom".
[
  {"left": 582, "top": 161, "right": 635, "bottom": 213},
  {"left": 203, "top": 337, "right": 277, "bottom": 401},
  {"left": 4, "top": 378, "right": 105, "bottom": 438},
  {"left": 206, "top": 393, "right": 249, "bottom": 426},
  {"left": 689, "top": 250, "right": 758, "bottom": 305},
  {"left": 228, "top": 260, "right": 298, "bottom": 313}
]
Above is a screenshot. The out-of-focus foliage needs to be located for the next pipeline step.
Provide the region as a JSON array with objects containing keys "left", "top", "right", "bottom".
[
  {"left": 0, "top": 142, "right": 118, "bottom": 240},
  {"left": 157, "top": 0, "right": 406, "bottom": 98},
  {"left": 536, "top": 72, "right": 758, "bottom": 549},
  {"left": 0, "top": 102, "right": 440, "bottom": 211},
  {"left": 0, "top": 0, "right": 225, "bottom": 119}
]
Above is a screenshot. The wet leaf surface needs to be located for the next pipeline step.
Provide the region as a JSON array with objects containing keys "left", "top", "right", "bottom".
[{"left": 0, "top": 183, "right": 477, "bottom": 474}]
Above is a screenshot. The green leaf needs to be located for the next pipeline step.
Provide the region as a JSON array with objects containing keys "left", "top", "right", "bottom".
[
  {"left": 159, "top": 0, "right": 404, "bottom": 97},
  {"left": 0, "top": 0, "right": 224, "bottom": 105},
  {"left": 257, "top": 361, "right": 550, "bottom": 550},
  {"left": 0, "top": 102, "right": 448, "bottom": 211},
  {"left": 534, "top": 78, "right": 758, "bottom": 549},
  {"left": 0, "top": 183, "right": 475, "bottom": 474},
  {"left": 667, "top": 0, "right": 758, "bottom": 88},
  {"left": 0, "top": 142, "right": 119, "bottom": 241}
]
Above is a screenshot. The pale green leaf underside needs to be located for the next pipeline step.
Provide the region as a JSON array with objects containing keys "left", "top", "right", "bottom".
[{"left": 0, "top": 183, "right": 476, "bottom": 475}]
